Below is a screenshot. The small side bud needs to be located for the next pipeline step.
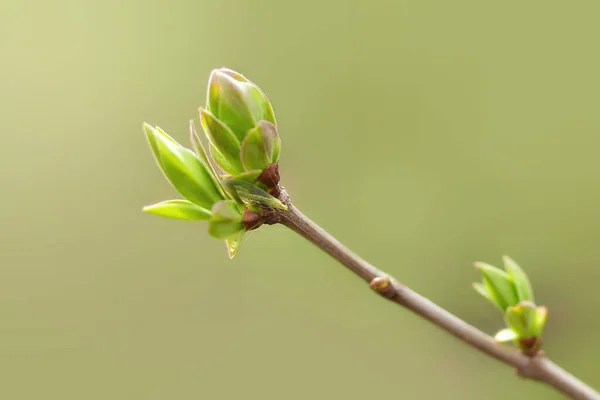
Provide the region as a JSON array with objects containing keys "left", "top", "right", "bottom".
[
  {"left": 242, "top": 208, "right": 262, "bottom": 230},
  {"left": 370, "top": 276, "right": 395, "bottom": 298}
]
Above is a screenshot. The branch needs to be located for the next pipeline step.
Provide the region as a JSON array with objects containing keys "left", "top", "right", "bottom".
[{"left": 266, "top": 187, "right": 599, "bottom": 400}]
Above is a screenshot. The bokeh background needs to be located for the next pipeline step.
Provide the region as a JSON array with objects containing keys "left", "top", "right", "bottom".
[{"left": 2, "top": 1, "right": 599, "bottom": 398}]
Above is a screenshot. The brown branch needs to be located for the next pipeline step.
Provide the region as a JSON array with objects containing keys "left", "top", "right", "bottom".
[{"left": 266, "top": 187, "right": 599, "bottom": 400}]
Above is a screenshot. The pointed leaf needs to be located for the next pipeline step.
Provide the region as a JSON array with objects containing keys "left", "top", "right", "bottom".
[
  {"left": 189, "top": 120, "right": 227, "bottom": 199},
  {"left": 200, "top": 109, "right": 243, "bottom": 173},
  {"left": 143, "top": 199, "right": 212, "bottom": 220},
  {"left": 472, "top": 282, "right": 502, "bottom": 310},
  {"left": 222, "top": 179, "right": 287, "bottom": 210},
  {"left": 144, "top": 123, "right": 223, "bottom": 209},
  {"left": 475, "top": 262, "right": 519, "bottom": 311},
  {"left": 503, "top": 256, "right": 534, "bottom": 303},
  {"left": 225, "top": 231, "right": 243, "bottom": 259},
  {"left": 231, "top": 170, "right": 263, "bottom": 183},
  {"left": 494, "top": 328, "right": 519, "bottom": 343},
  {"left": 209, "top": 144, "right": 238, "bottom": 176}
]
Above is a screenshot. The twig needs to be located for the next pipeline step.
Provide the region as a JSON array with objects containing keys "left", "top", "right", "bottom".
[{"left": 265, "top": 187, "right": 599, "bottom": 400}]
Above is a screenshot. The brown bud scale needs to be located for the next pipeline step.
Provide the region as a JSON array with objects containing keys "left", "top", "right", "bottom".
[
  {"left": 243, "top": 209, "right": 262, "bottom": 230},
  {"left": 257, "top": 163, "right": 280, "bottom": 188}
]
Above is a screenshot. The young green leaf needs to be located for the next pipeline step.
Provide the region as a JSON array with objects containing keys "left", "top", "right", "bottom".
[
  {"left": 200, "top": 109, "right": 243, "bottom": 174},
  {"left": 503, "top": 255, "right": 534, "bottom": 303},
  {"left": 207, "top": 68, "right": 276, "bottom": 141},
  {"left": 189, "top": 120, "right": 228, "bottom": 199},
  {"left": 144, "top": 123, "right": 223, "bottom": 209},
  {"left": 505, "top": 302, "right": 537, "bottom": 338},
  {"left": 208, "top": 200, "right": 244, "bottom": 239},
  {"left": 225, "top": 231, "right": 243, "bottom": 259},
  {"left": 241, "top": 124, "right": 270, "bottom": 171},
  {"left": 474, "top": 262, "right": 519, "bottom": 312},
  {"left": 143, "top": 199, "right": 212, "bottom": 220},
  {"left": 222, "top": 178, "right": 287, "bottom": 210},
  {"left": 209, "top": 144, "right": 238, "bottom": 176},
  {"left": 472, "top": 282, "right": 502, "bottom": 310},
  {"left": 231, "top": 170, "right": 263, "bottom": 183},
  {"left": 240, "top": 121, "right": 281, "bottom": 171}
]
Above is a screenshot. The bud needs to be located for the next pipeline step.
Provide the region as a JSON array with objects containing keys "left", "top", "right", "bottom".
[
  {"left": 201, "top": 69, "right": 282, "bottom": 192},
  {"left": 370, "top": 276, "right": 396, "bottom": 298},
  {"left": 142, "top": 68, "right": 284, "bottom": 260},
  {"left": 207, "top": 68, "right": 276, "bottom": 141},
  {"left": 504, "top": 302, "right": 547, "bottom": 355},
  {"left": 473, "top": 257, "right": 536, "bottom": 312},
  {"left": 474, "top": 257, "right": 548, "bottom": 356}
]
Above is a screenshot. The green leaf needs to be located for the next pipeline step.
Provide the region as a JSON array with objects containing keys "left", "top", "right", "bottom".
[
  {"left": 231, "top": 170, "right": 263, "bottom": 183},
  {"left": 251, "top": 121, "right": 280, "bottom": 163},
  {"left": 241, "top": 121, "right": 280, "bottom": 171},
  {"left": 189, "top": 120, "right": 227, "bottom": 199},
  {"left": 222, "top": 178, "right": 287, "bottom": 210},
  {"left": 207, "top": 69, "right": 276, "bottom": 141},
  {"left": 143, "top": 199, "right": 212, "bottom": 220},
  {"left": 494, "top": 328, "right": 519, "bottom": 343},
  {"left": 503, "top": 256, "right": 534, "bottom": 303},
  {"left": 472, "top": 282, "right": 501, "bottom": 310},
  {"left": 225, "top": 231, "right": 243, "bottom": 259},
  {"left": 505, "top": 301, "right": 537, "bottom": 338},
  {"left": 144, "top": 123, "right": 223, "bottom": 209},
  {"left": 241, "top": 124, "right": 270, "bottom": 171},
  {"left": 474, "top": 262, "right": 519, "bottom": 312},
  {"left": 209, "top": 144, "right": 238, "bottom": 176},
  {"left": 208, "top": 200, "right": 244, "bottom": 239},
  {"left": 199, "top": 109, "right": 243, "bottom": 174}
]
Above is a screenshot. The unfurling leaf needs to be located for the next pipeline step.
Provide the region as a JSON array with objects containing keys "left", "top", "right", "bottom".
[
  {"left": 200, "top": 109, "right": 243, "bottom": 174},
  {"left": 505, "top": 301, "right": 538, "bottom": 338},
  {"left": 503, "top": 255, "right": 534, "bottom": 303},
  {"left": 143, "top": 199, "right": 212, "bottom": 220},
  {"left": 207, "top": 68, "right": 276, "bottom": 141},
  {"left": 208, "top": 200, "right": 244, "bottom": 239},
  {"left": 144, "top": 123, "right": 223, "bottom": 209},
  {"left": 241, "top": 121, "right": 280, "bottom": 171},
  {"left": 474, "top": 262, "right": 519, "bottom": 312},
  {"left": 472, "top": 282, "right": 499, "bottom": 309},
  {"left": 189, "top": 120, "right": 227, "bottom": 199},
  {"left": 222, "top": 178, "right": 287, "bottom": 210}
]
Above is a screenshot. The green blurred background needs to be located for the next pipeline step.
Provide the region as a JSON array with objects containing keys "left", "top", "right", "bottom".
[{"left": 2, "top": 0, "right": 599, "bottom": 398}]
